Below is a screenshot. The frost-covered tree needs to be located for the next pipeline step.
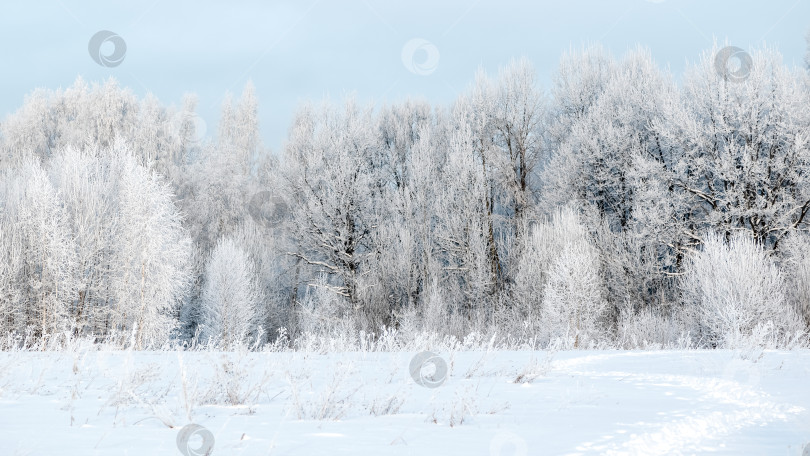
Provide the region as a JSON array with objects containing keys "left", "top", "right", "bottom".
[
  {"left": 484, "top": 59, "right": 545, "bottom": 286},
  {"left": 366, "top": 100, "right": 435, "bottom": 314},
  {"left": 0, "top": 143, "right": 192, "bottom": 346},
  {"left": 447, "top": 59, "right": 545, "bottom": 298},
  {"left": 12, "top": 161, "right": 77, "bottom": 338},
  {"left": 199, "top": 237, "right": 260, "bottom": 346},
  {"left": 229, "top": 220, "right": 289, "bottom": 339},
  {"left": 542, "top": 47, "right": 682, "bottom": 313},
  {"left": 282, "top": 100, "right": 382, "bottom": 327},
  {"left": 434, "top": 118, "right": 499, "bottom": 317},
  {"left": 544, "top": 44, "right": 615, "bottom": 158},
  {"left": 681, "top": 232, "right": 804, "bottom": 348},
  {"left": 542, "top": 238, "right": 606, "bottom": 348},
  {"left": 513, "top": 206, "right": 607, "bottom": 346},
  {"left": 181, "top": 83, "right": 260, "bottom": 254},
  {"left": 218, "top": 81, "right": 261, "bottom": 170},
  {"left": 514, "top": 207, "right": 584, "bottom": 307},
  {"left": 0, "top": 88, "right": 54, "bottom": 166},
  {"left": 656, "top": 46, "right": 810, "bottom": 250},
  {"left": 110, "top": 147, "right": 192, "bottom": 347},
  {"left": 451, "top": 74, "right": 504, "bottom": 295},
  {"left": 543, "top": 48, "right": 670, "bottom": 229},
  {"left": 0, "top": 213, "right": 24, "bottom": 335},
  {"left": 0, "top": 77, "right": 204, "bottom": 184},
  {"left": 46, "top": 147, "right": 117, "bottom": 336}
]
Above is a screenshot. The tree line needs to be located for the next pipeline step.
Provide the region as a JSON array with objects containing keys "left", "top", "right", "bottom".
[{"left": 1, "top": 42, "right": 809, "bottom": 350}]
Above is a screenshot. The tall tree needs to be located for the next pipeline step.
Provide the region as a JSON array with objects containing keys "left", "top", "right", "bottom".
[
  {"left": 218, "top": 81, "right": 261, "bottom": 172},
  {"left": 453, "top": 73, "right": 503, "bottom": 295},
  {"left": 10, "top": 143, "right": 194, "bottom": 346},
  {"left": 47, "top": 147, "right": 117, "bottom": 336},
  {"left": 110, "top": 145, "right": 192, "bottom": 347},
  {"left": 486, "top": 59, "right": 545, "bottom": 287},
  {"left": 542, "top": 47, "right": 683, "bottom": 312},
  {"left": 544, "top": 44, "right": 616, "bottom": 160},
  {"left": 199, "top": 237, "right": 260, "bottom": 346},
  {"left": 450, "top": 58, "right": 546, "bottom": 298},
  {"left": 369, "top": 100, "right": 435, "bottom": 314},
  {"left": 15, "top": 161, "right": 77, "bottom": 339},
  {"left": 434, "top": 118, "right": 498, "bottom": 316},
  {"left": 282, "top": 100, "right": 381, "bottom": 327},
  {"left": 656, "top": 46, "right": 810, "bottom": 250}
]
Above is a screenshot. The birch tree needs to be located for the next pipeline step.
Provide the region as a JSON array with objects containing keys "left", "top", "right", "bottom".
[
  {"left": 47, "top": 147, "right": 117, "bottom": 336},
  {"left": 110, "top": 146, "right": 192, "bottom": 347},
  {"left": 14, "top": 161, "right": 77, "bottom": 339}
]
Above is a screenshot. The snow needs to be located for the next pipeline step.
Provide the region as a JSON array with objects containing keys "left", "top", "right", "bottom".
[{"left": 0, "top": 350, "right": 808, "bottom": 455}]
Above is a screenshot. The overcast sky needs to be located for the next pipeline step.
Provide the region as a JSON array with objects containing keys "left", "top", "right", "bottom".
[{"left": 1, "top": 0, "right": 808, "bottom": 153}]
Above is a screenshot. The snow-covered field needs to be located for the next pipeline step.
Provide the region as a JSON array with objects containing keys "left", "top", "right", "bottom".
[{"left": 1, "top": 349, "right": 809, "bottom": 455}]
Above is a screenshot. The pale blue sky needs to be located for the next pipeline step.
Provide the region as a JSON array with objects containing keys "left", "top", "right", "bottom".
[{"left": 1, "top": 0, "right": 808, "bottom": 153}]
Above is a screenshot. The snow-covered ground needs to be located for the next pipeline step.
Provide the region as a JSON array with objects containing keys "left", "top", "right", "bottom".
[{"left": 0, "top": 349, "right": 808, "bottom": 455}]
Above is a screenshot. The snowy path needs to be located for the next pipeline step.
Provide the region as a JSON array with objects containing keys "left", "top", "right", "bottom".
[
  {"left": 0, "top": 350, "right": 808, "bottom": 455},
  {"left": 561, "top": 353, "right": 806, "bottom": 455}
]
